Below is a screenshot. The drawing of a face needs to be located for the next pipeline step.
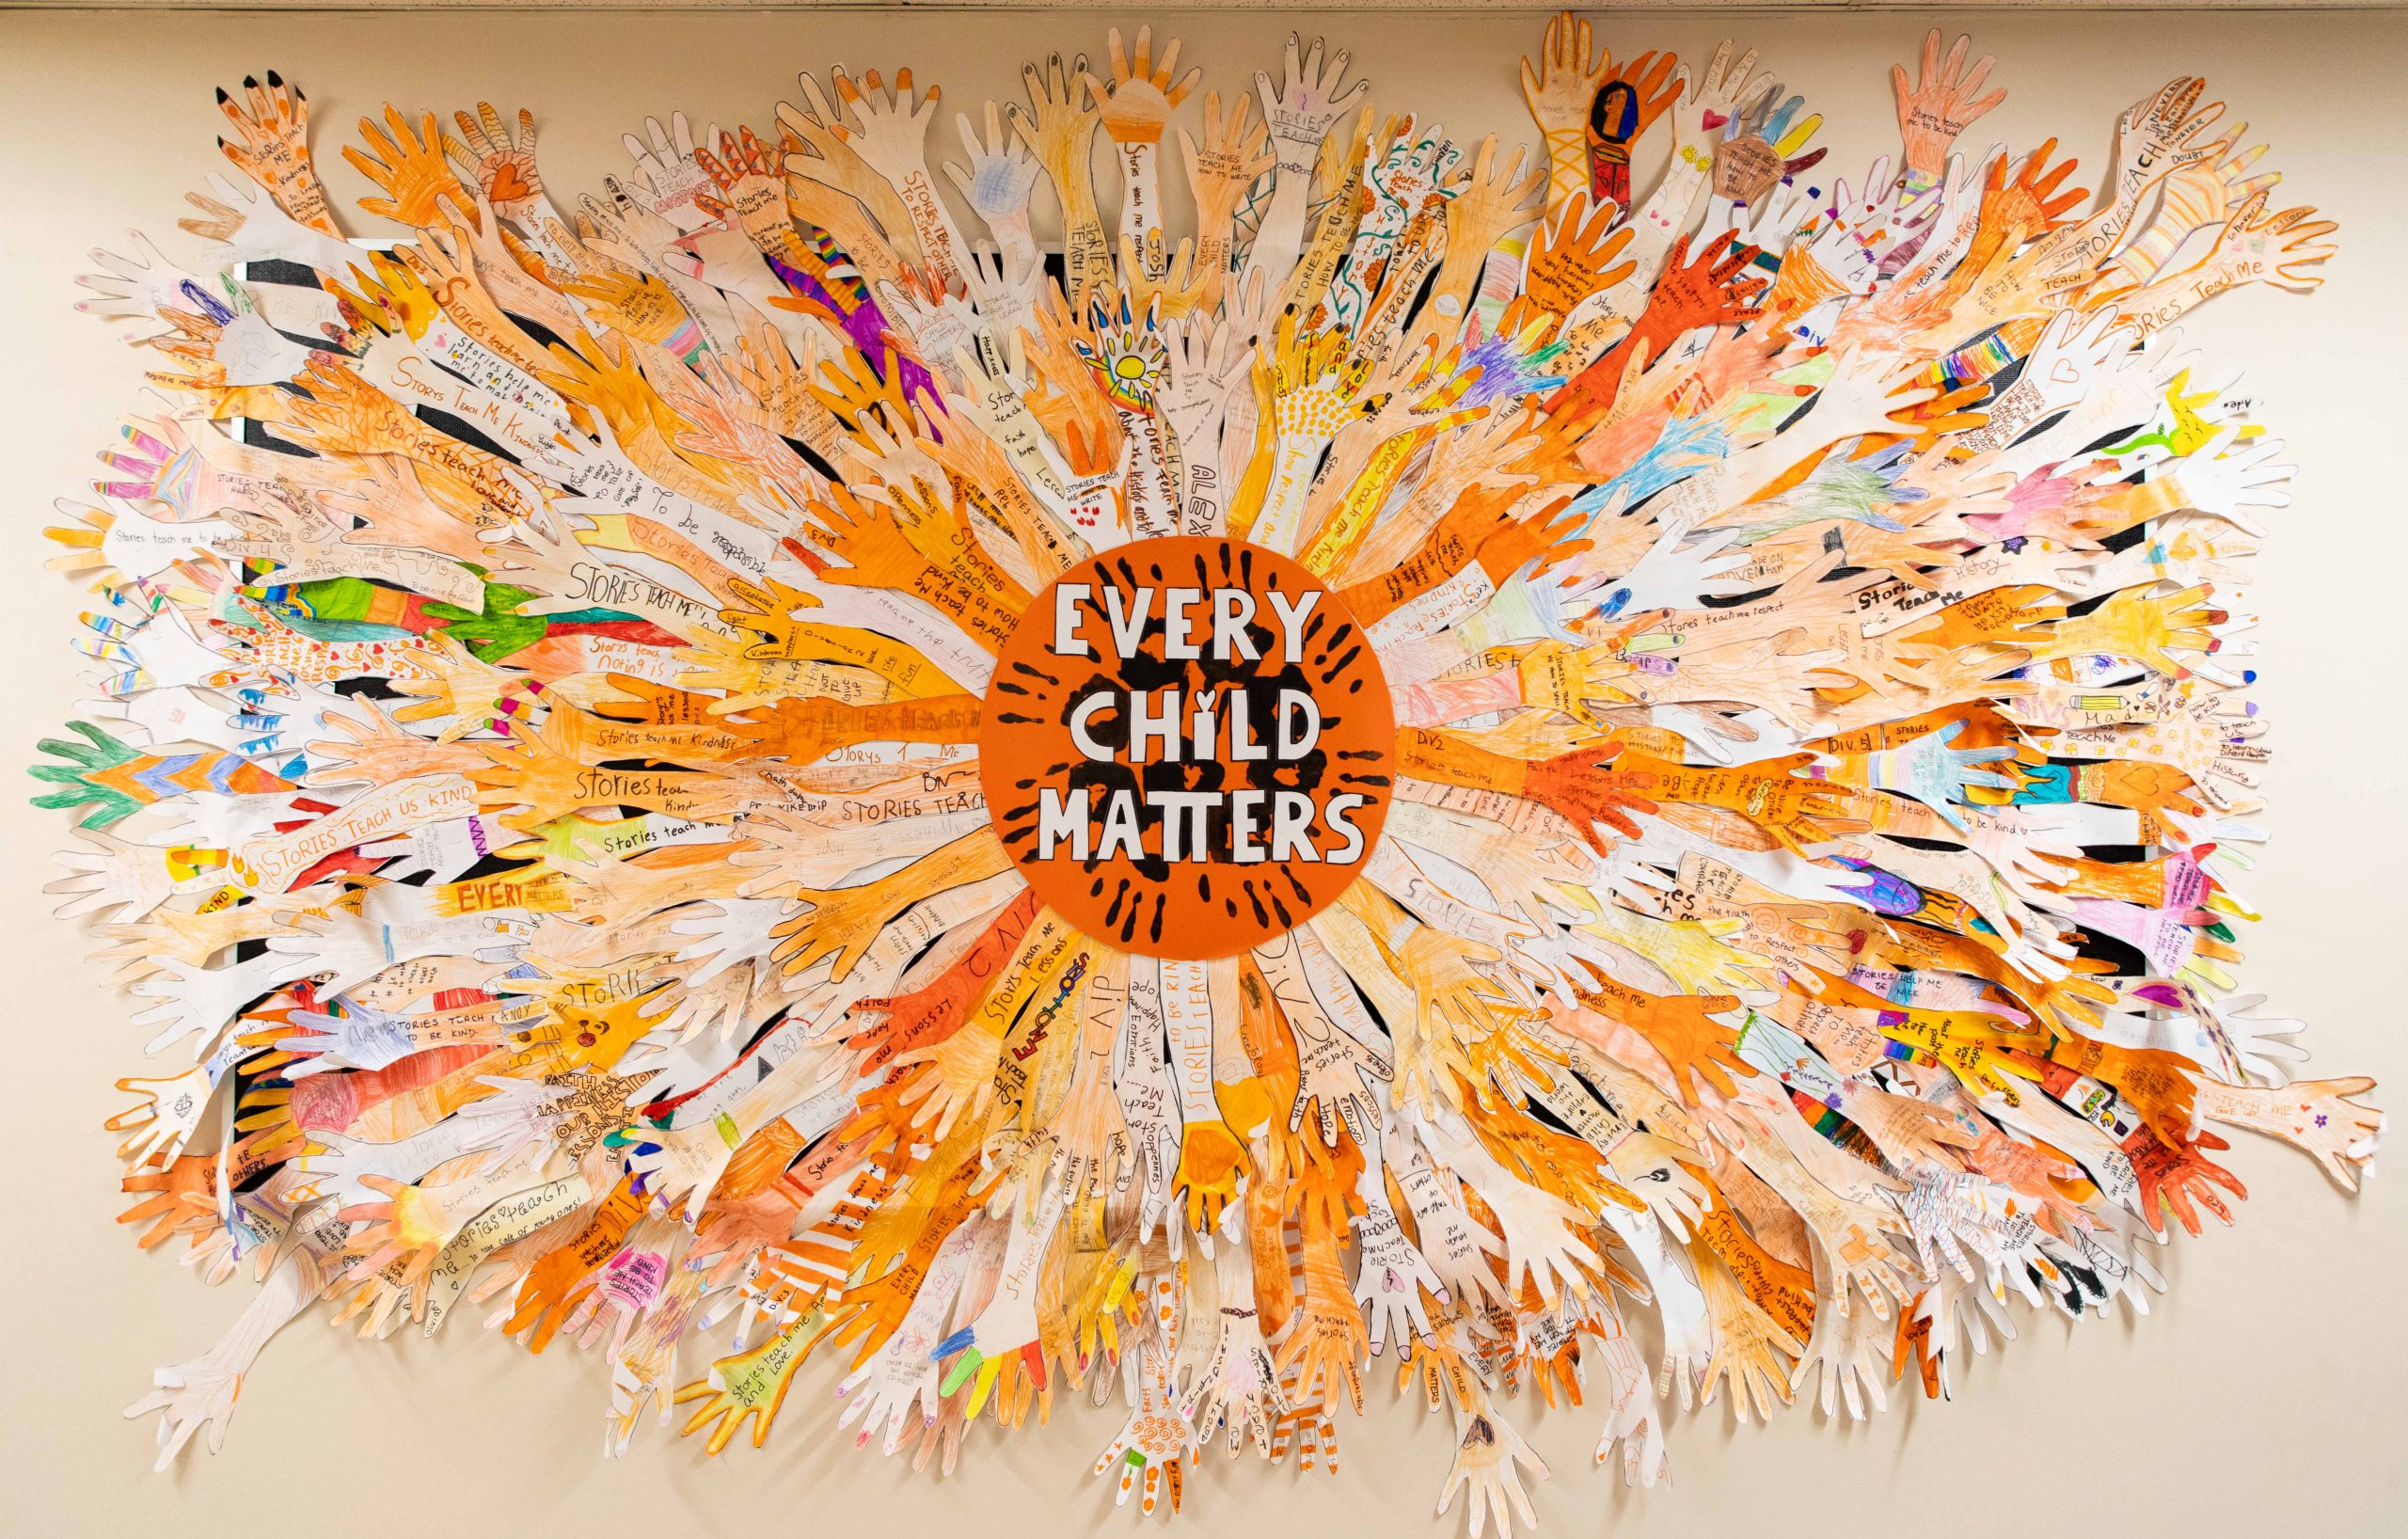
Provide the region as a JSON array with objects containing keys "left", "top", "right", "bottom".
[{"left": 1588, "top": 81, "right": 1641, "bottom": 205}]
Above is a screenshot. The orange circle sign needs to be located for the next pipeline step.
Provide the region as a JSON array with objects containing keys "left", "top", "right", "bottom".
[{"left": 981, "top": 536, "right": 1395, "bottom": 958}]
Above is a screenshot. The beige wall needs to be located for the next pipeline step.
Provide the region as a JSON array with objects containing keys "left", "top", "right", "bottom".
[{"left": 3, "top": 6, "right": 2403, "bottom": 1535}]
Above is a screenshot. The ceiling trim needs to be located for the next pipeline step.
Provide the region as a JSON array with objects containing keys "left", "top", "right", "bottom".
[{"left": 8, "top": 0, "right": 2401, "bottom": 11}]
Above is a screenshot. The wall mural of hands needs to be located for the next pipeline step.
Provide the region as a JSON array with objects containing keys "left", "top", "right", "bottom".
[{"left": 28, "top": 8, "right": 2375, "bottom": 1531}]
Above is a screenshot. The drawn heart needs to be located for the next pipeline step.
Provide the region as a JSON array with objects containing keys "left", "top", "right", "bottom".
[
  {"left": 2051, "top": 359, "right": 2082, "bottom": 385},
  {"left": 487, "top": 163, "right": 534, "bottom": 204}
]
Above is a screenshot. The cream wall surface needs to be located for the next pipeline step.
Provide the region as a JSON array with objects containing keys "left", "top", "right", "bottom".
[{"left": 1, "top": 7, "right": 2402, "bottom": 1536}]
